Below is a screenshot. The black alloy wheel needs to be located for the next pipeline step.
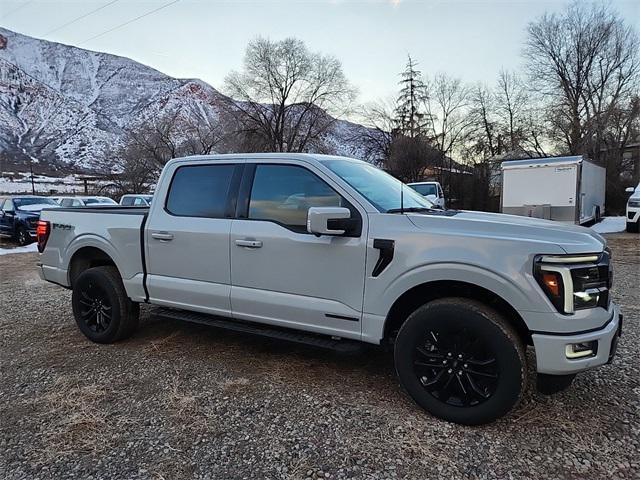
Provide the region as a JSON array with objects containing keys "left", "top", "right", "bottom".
[
  {"left": 71, "top": 266, "right": 140, "bottom": 343},
  {"left": 394, "top": 298, "right": 527, "bottom": 425},
  {"left": 77, "top": 280, "right": 113, "bottom": 333},
  {"left": 414, "top": 328, "right": 499, "bottom": 407}
]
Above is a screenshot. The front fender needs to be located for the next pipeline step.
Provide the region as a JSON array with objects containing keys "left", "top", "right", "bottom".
[{"left": 381, "top": 262, "right": 538, "bottom": 314}]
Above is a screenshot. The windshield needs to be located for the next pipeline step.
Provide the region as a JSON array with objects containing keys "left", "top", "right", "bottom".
[
  {"left": 410, "top": 184, "right": 437, "bottom": 196},
  {"left": 14, "top": 197, "right": 59, "bottom": 211},
  {"left": 85, "top": 197, "right": 116, "bottom": 205},
  {"left": 321, "top": 159, "right": 434, "bottom": 212}
]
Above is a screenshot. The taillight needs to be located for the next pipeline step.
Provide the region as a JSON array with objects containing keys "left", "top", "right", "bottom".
[{"left": 36, "top": 220, "right": 50, "bottom": 253}]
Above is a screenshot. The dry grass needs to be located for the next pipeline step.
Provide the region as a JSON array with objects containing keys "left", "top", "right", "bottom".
[{"left": 25, "top": 377, "right": 131, "bottom": 465}]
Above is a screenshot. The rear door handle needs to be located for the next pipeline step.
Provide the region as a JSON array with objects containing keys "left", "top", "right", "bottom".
[
  {"left": 151, "top": 232, "right": 174, "bottom": 241},
  {"left": 235, "top": 239, "right": 262, "bottom": 248}
]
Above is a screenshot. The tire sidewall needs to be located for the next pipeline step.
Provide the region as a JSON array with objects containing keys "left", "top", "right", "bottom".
[
  {"left": 72, "top": 268, "right": 124, "bottom": 343},
  {"left": 394, "top": 301, "right": 525, "bottom": 425}
]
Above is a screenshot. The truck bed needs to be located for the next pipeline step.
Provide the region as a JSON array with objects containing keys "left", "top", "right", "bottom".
[{"left": 39, "top": 206, "right": 149, "bottom": 301}]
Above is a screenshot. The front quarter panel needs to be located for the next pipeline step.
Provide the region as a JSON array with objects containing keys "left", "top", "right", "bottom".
[{"left": 362, "top": 213, "right": 567, "bottom": 342}]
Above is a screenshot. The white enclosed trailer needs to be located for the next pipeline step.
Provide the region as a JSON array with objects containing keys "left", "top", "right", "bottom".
[{"left": 501, "top": 156, "right": 606, "bottom": 225}]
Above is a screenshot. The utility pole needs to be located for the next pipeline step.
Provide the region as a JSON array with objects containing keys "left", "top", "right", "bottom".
[{"left": 29, "top": 159, "right": 35, "bottom": 195}]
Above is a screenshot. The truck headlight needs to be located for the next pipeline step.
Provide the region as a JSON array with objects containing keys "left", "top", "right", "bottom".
[
  {"left": 534, "top": 253, "right": 611, "bottom": 315},
  {"left": 629, "top": 200, "right": 640, "bottom": 208}
]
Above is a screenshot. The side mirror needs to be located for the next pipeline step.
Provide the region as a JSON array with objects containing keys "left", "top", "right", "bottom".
[
  {"left": 625, "top": 187, "right": 636, "bottom": 194},
  {"left": 307, "top": 207, "right": 351, "bottom": 236}
]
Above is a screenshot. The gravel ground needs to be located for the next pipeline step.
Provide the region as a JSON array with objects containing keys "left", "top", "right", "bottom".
[{"left": 0, "top": 233, "right": 638, "bottom": 479}]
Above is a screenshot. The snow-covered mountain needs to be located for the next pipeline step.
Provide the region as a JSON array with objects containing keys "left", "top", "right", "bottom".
[{"left": 0, "top": 27, "right": 371, "bottom": 173}]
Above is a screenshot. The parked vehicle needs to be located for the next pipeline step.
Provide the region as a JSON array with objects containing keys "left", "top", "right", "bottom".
[
  {"left": 120, "top": 194, "right": 153, "bottom": 206},
  {"left": 37, "top": 154, "right": 622, "bottom": 425},
  {"left": 0, "top": 195, "right": 59, "bottom": 245},
  {"left": 501, "top": 156, "right": 606, "bottom": 225},
  {"left": 625, "top": 183, "right": 640, "bottom": 233},
  {"left": 57, "top": 196, "right": 117, "bottom": 207},
  {"left": 407, "top": 181, "right": 445, "bottom": 208}
]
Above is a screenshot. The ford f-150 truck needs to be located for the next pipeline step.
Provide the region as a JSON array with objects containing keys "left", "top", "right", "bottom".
[{"left": 37, "top": 154, "right": 622, "bottom": 425}]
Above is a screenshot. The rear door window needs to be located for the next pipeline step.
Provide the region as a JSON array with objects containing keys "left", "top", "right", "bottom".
[{"left": 166, "top": 164, "right": 235, "bottom": 218}]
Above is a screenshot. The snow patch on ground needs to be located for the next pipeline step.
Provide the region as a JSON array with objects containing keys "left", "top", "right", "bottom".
[
  {"left": 590, "top": 216, "right": 627, "bottom": 234},
  {"left": 0, "top": 242, "right": 38, "bottom": 255}
]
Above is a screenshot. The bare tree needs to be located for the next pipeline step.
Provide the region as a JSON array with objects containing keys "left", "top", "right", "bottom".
[
  {"left": 386, "top": 134, "right": 441, "bottom": 183},
  {"left": 225, "top": 37, "right": 357, "bottom": 153},
  {"left": 424, "top": 73, "right": 474, "bottom": 158},
  {"left": 524, "top": 1, "right": 640, "bottom": 160},
  {"left": 495, "top": 70, "right": 529, "bottom": 152},
  {"left": 357, "top": 99, "right": 396, "bottom": 164},
  {"left": 424, "top": 73, "right": 474, "bottom": 191}
]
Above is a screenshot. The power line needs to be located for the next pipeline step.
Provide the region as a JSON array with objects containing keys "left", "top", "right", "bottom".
[
  {"left": 42, "top": 0, "right": 120, "bottom": 37},
  {"left": 0, "top": 0, "right": 34, "bottom": 20},
  {"left": 78, "top": 0, "right": 181, "bottom": 46}
]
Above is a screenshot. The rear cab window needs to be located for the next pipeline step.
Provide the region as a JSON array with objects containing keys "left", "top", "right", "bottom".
[{"left": 166, "top": 164, "right": 236, "bottom": 218}]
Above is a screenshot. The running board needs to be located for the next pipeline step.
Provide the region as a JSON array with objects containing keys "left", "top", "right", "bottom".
[{"left": 152, "top": 307, "right": 364, "bottom": 353}]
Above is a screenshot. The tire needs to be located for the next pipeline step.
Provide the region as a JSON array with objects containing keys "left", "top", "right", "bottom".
[
  {"left": 594, "top": 206, "right": 601, "bottom": 223},
  {"left": 72, "top": 266, "right": 140, "bottom": 343},
  {"left": 16, "top": 226, "right": 31, "bottom": 246},
  {"left": 627, "top": 221, "right": 639, "bottom": 233},
  {"left": 394, "top": 298, "right": 527, "bottom": 425}
]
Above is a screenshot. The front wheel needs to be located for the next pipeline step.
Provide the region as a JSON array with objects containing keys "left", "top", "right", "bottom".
[
  {"left": 72, "top": 266, "right": 139, "bottom": 343},
  {"left": 394, "top": 298, "right": 527, "bottom": 425}
]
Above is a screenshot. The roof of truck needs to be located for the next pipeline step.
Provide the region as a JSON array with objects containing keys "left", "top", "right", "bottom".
[
  {"left": 167, "top": 153, "right": 365, "bottom": 168},
  {"left": 501, "top": 156, "right": 587, "bottom": 170}
]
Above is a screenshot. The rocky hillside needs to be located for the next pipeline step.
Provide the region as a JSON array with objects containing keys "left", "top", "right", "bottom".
[{"left": 0, "top": 28, "right": 371, "bottom": 174}]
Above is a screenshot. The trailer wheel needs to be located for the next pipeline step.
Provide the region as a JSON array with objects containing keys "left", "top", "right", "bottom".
[
  {"left": 594, "top": 206, "right": 601, "bottom": 223},
  {"left": 72, "top": 266, "right": 140, "bottom": 343}
]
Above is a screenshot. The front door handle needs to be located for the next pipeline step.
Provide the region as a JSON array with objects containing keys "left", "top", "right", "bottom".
[
  {"left": 151, "top": 232, "right": 174, "bottom": 241},
  {"left": 235, "top": 239, "right": 262, "bottom": 248}
]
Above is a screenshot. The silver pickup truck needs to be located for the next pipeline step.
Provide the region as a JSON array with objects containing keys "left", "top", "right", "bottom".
[{"left": 38, "top": 153, "right": 622, "bottom": 425}]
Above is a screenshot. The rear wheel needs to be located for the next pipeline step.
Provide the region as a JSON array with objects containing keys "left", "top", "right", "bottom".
[
  {"left": 16, "top": 226, "right": 31, "bottom": 246},
  {"left": 627, "top": 221, "right": 639, "bottom": 233},
  {"left": 394, "top": 298, "right": 527, "bottom": 425},
  {"left": 72, "top": 266, "right": 139, "bottom": 343}
]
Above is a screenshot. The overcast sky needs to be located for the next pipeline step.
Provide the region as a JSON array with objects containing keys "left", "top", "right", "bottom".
[{"left": 1, "top": 0, "right": 638, "bottom": 104}]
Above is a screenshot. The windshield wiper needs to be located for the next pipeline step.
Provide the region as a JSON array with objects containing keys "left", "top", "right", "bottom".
[{"left": 386, "top": 207, "right": 440, "bottom": 214}]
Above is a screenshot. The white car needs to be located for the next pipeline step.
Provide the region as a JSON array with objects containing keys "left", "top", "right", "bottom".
[
  {"left": 120, "top": 194, "right": 153, "bottom": 206},
  {"left": 58, "top": 196, "right": 117, "bottom": 207},
  {"left": 625, "top": 183, "right": 640, "bottom": 233},
  {"left": 407, "top": 181, "right": 445, "bottom": 208}
]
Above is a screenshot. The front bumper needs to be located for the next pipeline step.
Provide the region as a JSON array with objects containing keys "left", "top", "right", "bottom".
[
  {"left": 627, "top": 207, "right": 639, "bottom": 223},
  {"left": 532, "top": 303, "right": 622, "bottom": 375}
]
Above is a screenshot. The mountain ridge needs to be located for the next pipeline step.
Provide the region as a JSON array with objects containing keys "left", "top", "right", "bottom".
[{"left": 0, "top": 27, "right": 370, "bottom": 174}]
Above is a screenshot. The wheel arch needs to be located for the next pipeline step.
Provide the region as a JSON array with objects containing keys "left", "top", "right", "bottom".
[
  {"left": 68, "top": 246, "right": 120, "bottom": 287},
  {"left": 383, "top": 280, "right": 532, "bottom": 346}
]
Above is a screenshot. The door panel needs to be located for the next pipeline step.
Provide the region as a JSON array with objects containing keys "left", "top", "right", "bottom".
[
  {"left": 230, "top": 163, "right": 368, "bottom": 339},
  {"left": 145, "top": 162, "right": 241, "bottom": 316}
]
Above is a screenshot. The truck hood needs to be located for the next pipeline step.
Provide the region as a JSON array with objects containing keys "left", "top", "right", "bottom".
[{"left": 407, "top": 210, "right": 606, "bottom": 254}]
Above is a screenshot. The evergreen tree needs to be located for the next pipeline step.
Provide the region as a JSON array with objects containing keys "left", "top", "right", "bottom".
[{"left": 394, "top": 55, "right": 428, "bottom": 137}]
